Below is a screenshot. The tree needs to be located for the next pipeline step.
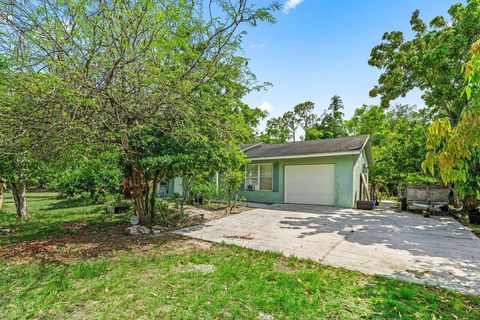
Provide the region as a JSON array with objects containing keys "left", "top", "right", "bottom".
[
  {"left": 262, "top": 117, "right": 291, "bottom": 143},
  {"left": 368, "top": 1, "right": 480, "bottom": 123},
  {"left": 345, "top": 105, "right": 389, "bottom": 145},
  {"left": 305, "top": 95, "right": 347, "bottom": 140},
  {"left": 281, "top": 111, "right": 298, "bottom": 142},
  {"left": 0, "top": 65, "right": 78, "bottom": 218},
  {"left": 423, "top": 40, "right": 480, "bottom": 211},
  {"left": 261, "top": 101, "right": 316, "bottom": 143},
  {"left": 294, "top": 101, "right": 317, "bottom": 132},
  {"left": 1, "top": 0, "right": 280, "bottom": 224},
  {"left": 54, "top": 148, "right": 122, "bottom": 201},
  {"left": 347, "top": 104, "right": 433, "bottom": 194},
  {"left": 369, "top": 0, "right": 480, "bottom": 204},
  {"left": 222, "top": 169, "right": 244, "bottom": 208},
  {"left": 0, "top": 178, "right": 5, "bottom": 209}
]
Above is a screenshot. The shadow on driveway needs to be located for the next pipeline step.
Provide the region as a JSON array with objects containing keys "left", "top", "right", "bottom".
[{"left": 177, "top": 204, "right": 480, "bottom": 295}]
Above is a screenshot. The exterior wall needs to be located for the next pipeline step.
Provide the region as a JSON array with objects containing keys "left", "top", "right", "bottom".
[
  {"left": 352, "top": 149, "right": 369, "bottom": 205},
  {"left": 157, "top": 177, "right": 182, "bottom": 198},
  {"left": 235, "top": 155, "right": 357, "bottom": 208}
]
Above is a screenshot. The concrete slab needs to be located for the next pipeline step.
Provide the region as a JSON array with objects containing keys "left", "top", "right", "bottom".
[{"left": 176, "top": 205, "right": 480, "bottom": 295}]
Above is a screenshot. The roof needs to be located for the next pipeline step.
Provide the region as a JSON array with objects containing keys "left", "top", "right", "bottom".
[{"left": 240, "top": 135, "right": 370, "bottom": 160}]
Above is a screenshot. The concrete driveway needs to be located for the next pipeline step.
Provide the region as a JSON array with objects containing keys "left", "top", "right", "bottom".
[{"left": 176, "top": 204, "right": 480, "bottom": 295}]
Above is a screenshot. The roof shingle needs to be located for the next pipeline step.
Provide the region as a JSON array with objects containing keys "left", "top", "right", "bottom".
[{"left": 240, "top": 135, "right": 369, "bottom": 159}]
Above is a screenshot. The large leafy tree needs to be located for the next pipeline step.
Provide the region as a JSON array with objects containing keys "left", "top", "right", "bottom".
[
  {"left": 369, "top": 1, "right": 480, "bottom": 123},
  {"left": 0, "top": 65, "right": 79, "bottom": 218},
  {"left": 423, "top": 40, "right": 480, "bottom": 210},
  {"left": 345, "top": 104, "right": 388, "bottom": 146},
  {"left": 0, "top": 0, "right": 279, "bottom": 223},
  {"left": 369, "top": 0, "right": 480, "bottom": 205}
]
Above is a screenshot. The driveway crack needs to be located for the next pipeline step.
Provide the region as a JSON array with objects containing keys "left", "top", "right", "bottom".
[{"left": 320, "top": 228, "right": 354, "bottom": 261}]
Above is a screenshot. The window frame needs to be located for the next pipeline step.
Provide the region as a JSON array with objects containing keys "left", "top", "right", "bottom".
[{"left": 245, "top": 163, "right": 273, "bottom": 191}]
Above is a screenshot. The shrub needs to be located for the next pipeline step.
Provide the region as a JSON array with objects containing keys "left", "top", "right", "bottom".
[
  {"left": 190, "top": 176, "right": 217, "bottom": 204},
  {"left": 54, "top": 159, "right": 122, "bottom": 202}
]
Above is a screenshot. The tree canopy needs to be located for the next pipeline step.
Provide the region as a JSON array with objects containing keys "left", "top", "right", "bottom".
[{"left": 0, "top": 0, "right": 280, "bottom": 221}]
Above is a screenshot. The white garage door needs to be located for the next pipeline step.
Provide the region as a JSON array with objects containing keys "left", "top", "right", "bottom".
[{"left": 284, "top": 164, "right": 335, "bottom": 205}]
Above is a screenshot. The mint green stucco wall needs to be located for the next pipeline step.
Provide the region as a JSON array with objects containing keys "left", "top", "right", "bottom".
[
  {"left": 235, "top": 154, "right": 358, "bottom": 208},
  {"left": 352, "top": 149, "right": 369, "bottom": 205}
]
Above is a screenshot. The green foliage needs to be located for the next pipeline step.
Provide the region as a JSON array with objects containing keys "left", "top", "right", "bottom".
[
  {"left": 1, "top": 194, "right": 480, "bottom": 319},
  {"left": 0, "top": 0, "right": 280, "bottom": 221},
  {"left": 369, "top": 0, "right": 480, "bottom": 201},
  {"left": 190, "top": 175, "right": 217, "bottom": 203},
  {"left": 310, "top": 95, "right": 347, "bottom": 139},
  {"left": 263, "top": 96, "right": 347, "bottom": 143},
  {"left": 261, "top": 117, "right": 291, "bottom": 143},
  {"left": 422, "top": 40, "right": 480, "bottom": 200},
  {"left": 155, "top": 199, "right": 171, "bottom": 212},
  {"left": 54, "top": 158, "right": 122, "bottom": 202},
  {"left": 369, "top": 0, "right": 480, "bottom": 122},
  {"left": 347, "top": 104, "right": 434, "bottom": 194},
  {"left": 221, "top": 169, "right": 245, "bottom": 206},
  {"left": 294, "top": 101, "right": 317, "bottom": 131}
]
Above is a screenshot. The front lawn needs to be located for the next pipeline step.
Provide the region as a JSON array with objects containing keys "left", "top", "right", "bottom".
[{"left": 0, "top": 192, "right": 479, "bottom": 319}]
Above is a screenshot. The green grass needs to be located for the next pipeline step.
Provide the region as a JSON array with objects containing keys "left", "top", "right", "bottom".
[
  {"left": 459, "top": 216, "right": 480, "bottom": 238},
  {"left": 1, "top": 192, "right": 479, "bottom": 319},
  {"left": 0, "top": 192, "right": 128, "bottom": 246}
]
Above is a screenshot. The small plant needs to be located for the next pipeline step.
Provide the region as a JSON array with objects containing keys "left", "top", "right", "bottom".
[
  {"left": 171, "top": 193, "right": 181, "bottom": 209},
  {"left": 155, "top": 199, "right": 170, "bottom": 212},
  {"left": 190, "top": 176, "right": 217, "bottom": 205},
  {"left": 222, "top": 169, "right": 244, "bottom": 208}
]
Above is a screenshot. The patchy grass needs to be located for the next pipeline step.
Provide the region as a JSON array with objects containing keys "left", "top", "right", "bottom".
[
  {"left": 0, "top": 192, "right": 128, "bottom": 246},
  {"left": 0, "top": 193, "right": 479, "bottom": 319},
  {"left": 459, "top": 215, "right": 480, "bottom": 238}
]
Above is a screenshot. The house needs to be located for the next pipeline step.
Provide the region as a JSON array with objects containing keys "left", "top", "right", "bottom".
[
  {"left": 158, "top": 135, "right": 372, "bottom": 208},
  {"left": 236, "top": 135, "right": 372, "bottom": 208}
]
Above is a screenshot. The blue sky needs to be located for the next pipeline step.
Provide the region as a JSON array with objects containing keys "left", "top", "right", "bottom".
[{"left": 242, "top": 0, "right": 459, "bottom": 128}]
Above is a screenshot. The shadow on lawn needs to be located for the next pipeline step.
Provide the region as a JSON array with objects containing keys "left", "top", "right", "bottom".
[
  {"left": 44, "top": 198, "right": 101, "bottom": 210},
  {"left": 0, "top": 221, "right": 195, "bottom": 264}
]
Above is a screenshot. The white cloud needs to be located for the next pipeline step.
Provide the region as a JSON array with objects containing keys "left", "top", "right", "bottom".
[
  {"left": 250, "top": 43, "right": 265, "bottom": 49},
  {"left": 258, "top": 101, "right": 274, "bottom": 113},
  {"left": 283, "top": 0, "right": 306, "bottom": 13}
]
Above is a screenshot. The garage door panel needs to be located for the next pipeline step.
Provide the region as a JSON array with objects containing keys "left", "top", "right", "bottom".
[{"left": 284, "top": 165, "right": 334, "bottom": 205}]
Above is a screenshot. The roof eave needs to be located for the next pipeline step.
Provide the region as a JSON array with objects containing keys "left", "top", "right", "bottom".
[{"left": 247, "top": 150, "right": 361, "bottom": 161}]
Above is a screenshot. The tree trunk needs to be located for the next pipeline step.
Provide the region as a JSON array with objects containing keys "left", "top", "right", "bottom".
[
  {"left": 463, "top": 194, "right": 477, "bottom": 212},
  {"left": 131, "top": 166, "right": 145, "bottom": 224},
  {"left": 10, "top": 167, "right": 27, "bottom": 219},
  {"left": 0, "top": 183, "right": 4, "bottom": 210},
  {"left": 144, "top": 179, "right": 150, "bottom": 219},
  {"left": 150, "top": 171, "right": 160, "bottom": 221},
  {"left": 122, "top": 134, "right": 145, "bottom": 224}
]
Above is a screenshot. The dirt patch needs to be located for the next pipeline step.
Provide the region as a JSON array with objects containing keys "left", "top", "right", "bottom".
[
  {"left": 61, "top": 221, "right": 88, "bottom": 231},
  {"left": 173, "top": 263, "right": 217, "bottom": 274},
  {"left": 0, "top": 225, "right": 212, "bottom": 264},
  {"left": 184, "top": 205, "right": 251, "bottom": 223},
  {"left": 257, "top": 312, "right": 275, "bottom": 320},
  {"left": 273, "top": 260, "right": 299, "bottom": 274}
]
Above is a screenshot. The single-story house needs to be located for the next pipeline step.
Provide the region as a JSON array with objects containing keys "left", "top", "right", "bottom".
[
  {"left": 236, "top": 135, "right": 372, "bottom": 208},
  {"left": 158, "top": 135, "right": 372, "bottom": 208}
]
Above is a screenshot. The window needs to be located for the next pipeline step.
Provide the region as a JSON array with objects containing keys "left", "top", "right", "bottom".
[
  {"left": 245, "top": 164, "right": 258, "bottom": 191},
  {"left": 260, "top": 163, "right": 273, "bottom": 190},
  {"left": 245, "top": 163, "right": 273, "bottom": 191}
]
